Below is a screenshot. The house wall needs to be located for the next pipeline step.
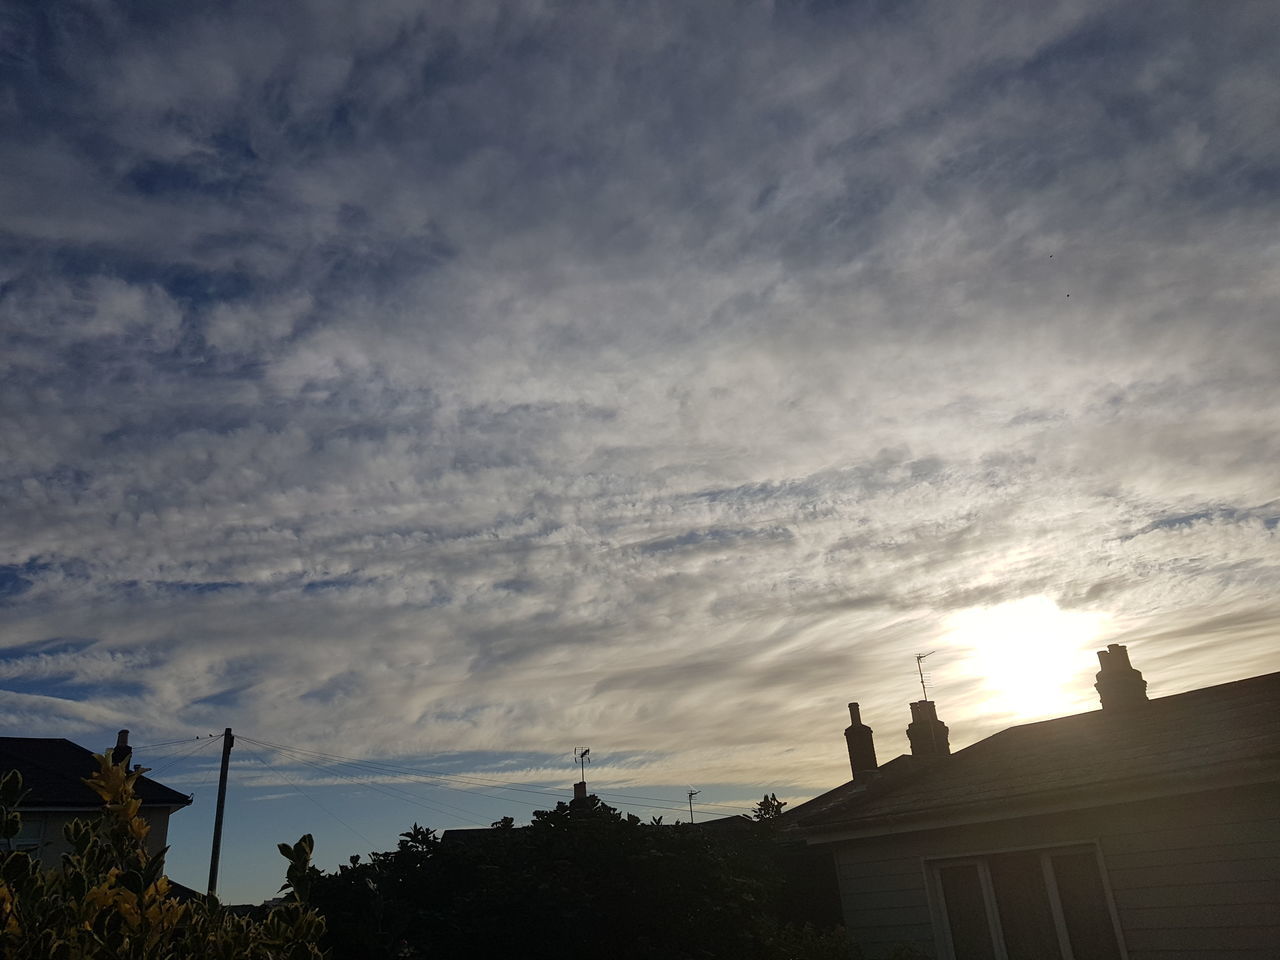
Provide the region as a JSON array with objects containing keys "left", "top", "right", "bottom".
[
  {"left": 16, "top": 807, "right": 174, "bottom": 870},
  {"left": 822, "top": 781, "right": 1280, "bottom": 960}
]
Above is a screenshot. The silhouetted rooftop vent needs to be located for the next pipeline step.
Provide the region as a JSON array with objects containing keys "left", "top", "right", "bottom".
[{"left": 1095, "top": 643, "right": 1148, "bottom": 711}]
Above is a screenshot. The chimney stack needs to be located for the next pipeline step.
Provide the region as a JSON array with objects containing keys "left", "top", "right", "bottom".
[
  {"left": 907, "top": 701, "right": 951, "bottom": 758},
  {"left": 844, "top": 702, "right": 879, "bottom": 780},
  {"left": 572, "top": 780, "right": 587, "bottom": 802},
  {"left": 111, "top": 729, "right": 132, "bottom": 770},
  {"left": 1095, "top": 643, "right": 1148, "bottom": 711}
]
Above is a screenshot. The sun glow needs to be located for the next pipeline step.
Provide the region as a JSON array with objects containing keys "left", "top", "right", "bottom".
[{"left": 942, "top": 595, "right": 1110, "bottom": 721}]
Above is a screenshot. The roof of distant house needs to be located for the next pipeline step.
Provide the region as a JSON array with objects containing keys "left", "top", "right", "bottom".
[
  {"left": 791, "top": 671, "right": 1280, "bottom": 836},
  {"left": 0, "top": 737, "right": 192, "bottom": 810}
]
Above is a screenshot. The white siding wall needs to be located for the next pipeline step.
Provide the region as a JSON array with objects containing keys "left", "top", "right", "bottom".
[
  {"left": 824, "top": 782, "right": 1279, "bottom": 960},
  {"left": 18, "top": 807, "right": 174, "bottom": 870}
]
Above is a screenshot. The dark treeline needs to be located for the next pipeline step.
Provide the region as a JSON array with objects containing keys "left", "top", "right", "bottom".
[{"left": 309, "top": 794, "right": 850, "bottom": 960}]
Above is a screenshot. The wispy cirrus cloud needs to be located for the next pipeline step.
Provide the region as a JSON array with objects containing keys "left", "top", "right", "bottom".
[{"left": 2, "top": 0, "right": 1279, "bottom": 899}]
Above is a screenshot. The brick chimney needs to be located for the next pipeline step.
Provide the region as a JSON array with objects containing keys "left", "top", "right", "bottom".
[
  {"left": 1095, "top": 643, "right": 1148, "bottom": 711},
  {"left": 111, "top": 729, "right": 132, "bottom": 770},
  {"left": 844, "top": 702, "right": 878, "bottom": 780},
  {"left": 572, "top": 780, "right": 587, "bottom": 802},
  {"left": 907, "top": 701, "right": 950, "bottom": 758}
]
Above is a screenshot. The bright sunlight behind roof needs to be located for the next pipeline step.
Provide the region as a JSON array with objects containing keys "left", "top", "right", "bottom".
[{"left": 944, "top": 596, "right": 1111, "bottom": 722}]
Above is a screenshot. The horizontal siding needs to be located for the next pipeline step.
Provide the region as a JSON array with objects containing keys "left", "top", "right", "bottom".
[
  {"left": 1124, "top": 926, "right": 1279, "bottom": 952},
  {"left": 1104, "top": 818, "right": 1280, "bottom": 855},
  {"left": 1114, "top": 879, "right": 1279, "bottom": 909},
  {"left": 1108, "top": 856, "right": 1279, "bottom": 888},
  {"left": 1122, "top": 903, "right": 1274, "bottom": 929},
  {"left": 836, "top": 853, "right": 925, "bottom": 879},
  {"left": 844, "top": 887, "right": 931, "bottom": 911},
  {"left": 825, "top": 783, "right": 1280, "bottom": 960},
  {"left": 845, "top": 904, "right": 934, "bottom": 927}
]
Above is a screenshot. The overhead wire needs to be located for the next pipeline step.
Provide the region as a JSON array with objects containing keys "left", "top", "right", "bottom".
[
  {"left": 238, "top": 735, "right": 754, "bottom": 818},
  {"left": 142, "top": 733, "right": 225, "bottom": 777},
  {"left": 242, "top": 736, "right": 696, "bottom": 815},
  {"left": 133, "top": 736, "right": 209, "bottom": 750},
  {"left": 239, "top": 741, "right": 377, "bottom": 849},
  {"left": 240, "top": 738, "right": 487, "bottom": 827},
  {"left": 239, "top": 736, "right": 562, "bottom": 815}
]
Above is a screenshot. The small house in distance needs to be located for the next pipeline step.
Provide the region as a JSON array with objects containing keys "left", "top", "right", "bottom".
[
  {"left": 787, "top": 646, "right": 1280, "bottom": 960},
  {"left": 0, "top": 730, "right": 192, "bottom": 869}
]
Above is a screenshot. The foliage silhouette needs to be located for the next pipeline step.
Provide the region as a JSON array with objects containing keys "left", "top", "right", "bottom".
[
  {"left": 310, "top": 793, "right": 849, "bottom": 960},
  {"left": 0, "top": 753, "right": 327, "bottom": 960}
]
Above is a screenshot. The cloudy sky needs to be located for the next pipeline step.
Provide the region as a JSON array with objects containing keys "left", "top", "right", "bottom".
[{"left": 3, "top": 0, "right": 1279, "bottom": 900}]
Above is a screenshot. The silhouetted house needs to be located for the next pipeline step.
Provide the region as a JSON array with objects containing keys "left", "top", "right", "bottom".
[
  {"left": 0, "top": 730, "right": 192, "bottom": 868},
  {"left": 787, "top": 647, "right": 1280, "bottom": 959}
]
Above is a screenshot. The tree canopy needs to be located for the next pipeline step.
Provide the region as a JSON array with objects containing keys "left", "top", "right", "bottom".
[{"left": 310, "top": 794, "right": 848, "bottom": 960}]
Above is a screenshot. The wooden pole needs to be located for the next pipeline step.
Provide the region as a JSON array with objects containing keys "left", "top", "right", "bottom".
[{"left": 207, "top": 728, "right": 233, "bottom": 898}]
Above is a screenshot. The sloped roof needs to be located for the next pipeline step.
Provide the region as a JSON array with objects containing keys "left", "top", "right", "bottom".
[
  {"left": 0, "top": 738, "right": 192, "bottom": 809},
  {"left": 792, "top": 671, "right": 1280, "bottom": 835}
]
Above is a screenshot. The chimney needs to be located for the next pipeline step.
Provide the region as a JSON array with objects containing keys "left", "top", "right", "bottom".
[
  {"left": 1095, "top": 643, "right": 1148, "bottom": 711},
  {"left": 111, "top": 729, "right": 132, "bottom": 770},
  {"left": 572, "top": 780, "right": 587, "bottom": 802},
  {"left": 907, "top": 701, "right": 950, "bottom": 758},
  {"left": 844, "top": 702, "right": 878, "bottom": 780}
]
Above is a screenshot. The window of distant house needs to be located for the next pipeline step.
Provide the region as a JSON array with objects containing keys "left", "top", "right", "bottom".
[{"left": 929, "top": 844, "right": 1125, "bottom": 960}]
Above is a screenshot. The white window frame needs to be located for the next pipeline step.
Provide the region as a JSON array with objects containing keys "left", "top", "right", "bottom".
[{"left": 925, "top": 842, "right": 1129, "bottom": 960}]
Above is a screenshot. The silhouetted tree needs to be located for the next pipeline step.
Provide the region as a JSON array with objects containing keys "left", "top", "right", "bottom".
[{"left": 310, "top": 794, "right": 850, "bottom": 960}]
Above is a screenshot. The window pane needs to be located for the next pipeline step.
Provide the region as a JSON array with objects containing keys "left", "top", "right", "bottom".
[
  {"left": 989, "top": 852, "right": 1063, "bottom": 960},
  {"left": 1052, "top": 851, "right": 1122, "bottom": 960},
  {"left": 939, "top": 864, "right": 997, "bottom": 960}
]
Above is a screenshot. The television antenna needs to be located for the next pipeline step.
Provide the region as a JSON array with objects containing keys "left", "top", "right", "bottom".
[
  {"left": 574, "top": 747, "right": 591, "bottom": 783},
  {"left": 915, "top": 652, "right": 935, "bottom": 701},
  {"left": 686, "top": 787, "right": 700, "bottom": 823}
]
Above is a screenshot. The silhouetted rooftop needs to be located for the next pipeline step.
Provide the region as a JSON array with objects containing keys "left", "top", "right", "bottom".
[
  {"left": 0, "top": 737, "right": 192, "bottom": 809},
  {"left": 791, "top": 671, "right": 1280, "bottom": 834}
]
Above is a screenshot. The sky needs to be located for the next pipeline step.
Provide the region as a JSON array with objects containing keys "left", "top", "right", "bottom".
[{"left": 2, "top": 0, "right": 1279, "bottom": 902}]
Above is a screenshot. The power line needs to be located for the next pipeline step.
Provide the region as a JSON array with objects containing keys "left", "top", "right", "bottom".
[
  {"left": 237, "top": 735, "right": 754, "bottom": 818},
  {"left": 241, "top": 738, "right": 484, "bottom": 827},
  {"left": 239, "top": 741, "right": 377, "bottom": 849},
  {"left": 144, "top": 733, "right": 224, "bottom": 777},
  {"left": 239, "top": 737, "right": 576, "bottom": 814},
  {"left": 134, "top": 736, "right": 207, "bottom": 749}
]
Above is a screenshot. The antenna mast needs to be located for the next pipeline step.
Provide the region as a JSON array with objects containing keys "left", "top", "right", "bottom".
[
  {"left": 687, "top": 788, "right": 700, "bottom": 823},
  {"left": 574, "top": 747, "right": 590, "bottom": 784},
  {"left": 915, "top": 652, "right": 934, "bottom": 701}
]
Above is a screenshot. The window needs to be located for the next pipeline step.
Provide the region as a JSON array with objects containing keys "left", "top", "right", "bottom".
[{"left": 930, "top": 845, "right": 1124, "bottom": 960}]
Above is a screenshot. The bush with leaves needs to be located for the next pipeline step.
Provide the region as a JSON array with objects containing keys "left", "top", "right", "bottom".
[
  {"left": 311, "top": 793, "right": 851, "bottom": 960},
  {"left": 0, "top": 750, "right": 328, "bottom": 960}
]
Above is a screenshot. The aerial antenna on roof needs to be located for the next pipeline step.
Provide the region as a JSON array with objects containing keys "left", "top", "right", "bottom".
[
  {"left": 687, "top": 788, "right": 700, "bottom": 823},
  {"left": 574, "top": 747, "right": 590, "bottom": 784},
  {"left": 915, "top": 652, "right": 935, "bottom": 701}
]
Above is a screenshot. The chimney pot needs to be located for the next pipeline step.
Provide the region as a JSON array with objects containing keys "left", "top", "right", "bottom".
[
  {"left": 111, "top": 729, "right": 132, "bottom": 770},
  {"left": 844, "top": 701, "right": 878, "bottom": 780},
  {"left": 1095, "top": 643, "right": 1148, "bottom": 711}
]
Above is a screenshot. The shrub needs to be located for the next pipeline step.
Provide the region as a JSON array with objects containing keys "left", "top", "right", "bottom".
[{"left": 0, "top": 750, "right": 328, "bottom": 960}]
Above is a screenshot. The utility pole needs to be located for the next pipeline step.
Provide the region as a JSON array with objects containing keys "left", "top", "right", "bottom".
[
  {"left": 207, "top": 728, "right": 233, "bottom": 899},
  {"left": 687, "top": 788, "right": 700, "bottom": 823}
]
